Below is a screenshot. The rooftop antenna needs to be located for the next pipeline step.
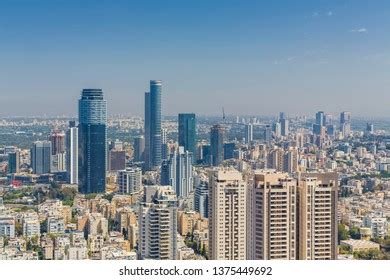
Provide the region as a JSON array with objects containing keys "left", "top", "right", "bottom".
[{"left": 222, "top": 107, "right": 226, "bottom": 123}]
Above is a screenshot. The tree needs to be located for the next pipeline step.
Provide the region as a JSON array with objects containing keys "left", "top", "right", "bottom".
[
  {"left": 338, "top": 224, "right": 349, "bottom": 242},
  {"left": 349, "top": 226, "right": 361, "bottom": 240}
]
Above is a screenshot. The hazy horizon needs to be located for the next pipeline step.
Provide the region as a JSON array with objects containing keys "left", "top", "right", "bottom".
[{"left": 1, "top": 0, "right": 390, "bottom": 117}]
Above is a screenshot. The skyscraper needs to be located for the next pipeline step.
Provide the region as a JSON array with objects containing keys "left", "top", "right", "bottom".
[
  {"left": 298, "top": 173, "right": 338, "bottom": 260},
  {"left": 244, "top": 124, "right": 253, "bottom": 144},
  {"left": 340, "top": 111, "right": 351, "bottom": 137},
  {"left": 315, "top": 111, "right": 325, "bottom": 126},
  {"left": 66, "top": 121, "right": 78, "bottom": 184},
  {"left": 31, "top": 141, "right": 52, "bottom": 174},
  {"left": 49, "top": 130, "right": 65, "bottom": 155},
  {"left": 247, "top": 171, "right": 297, "bottom": 260},
  {"left": 194, "top": 181, "right": 209, "bottom": 218},
  {"left": 144, "top": 80, "right": 162, "bottom": 171},
  {"left": 160, "top": 147, "right": 193, "bottom": 198},
  {"left": 8, "top": 151, "right": 20, "bottom": 174},
  {"left": 209, "top": 168, "right": 247, "bottom": 260},
  {"left": 138, "top": 185, "right": 178, "bottom": 260},
  {"left": 78, "top": 89, "right": 107, "bottom": 194},
  {"left": 210, "top": 124, "right": 225, "bottom": 166},
  {"left": 279, "top": 112, "right": 289, "bottom": 136},
  {"left": 178, "top": 113, "right": 196, "bottom": 162},
  {"left": 133, "top": 136, "right": 145, "bottom": 162}
]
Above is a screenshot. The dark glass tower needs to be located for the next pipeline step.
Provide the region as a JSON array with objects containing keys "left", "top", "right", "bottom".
[
  {"left": 78, "top": 89, "right": 107, "bottom": 193},
  {"left": 31, "top": 141, "right": 52, "bottom": 174},
  {"left": 144, "top": 80, "right": 162, "bottom": 171},
  {"left": 210, "top": 124, "right": 225, "bottom": 166},
  {"left": 178, "top": 113, "right": 196, "bottom": 162}
]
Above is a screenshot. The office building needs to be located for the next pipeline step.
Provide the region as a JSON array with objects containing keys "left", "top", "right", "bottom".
[
  {"left": 244, "top": 124, "right": 253, "bottom": 144},
  {"left": 223, "top": 142, "right": 236, "bottom": 160},
  {"left": 8, "top": 151, "right": 20, "bottom": 174},
  {"left": 340, "top": 111, "right": 351, "bottom": 137},
  {"left": 66, "top": 121, "right": 78, "bottom": 184},
  {"left": 210, "top": 124, "right": 225, "bottom": 166},
  {"left": 49, "top": 130, "right": 66, "bottom": 155},
  {"left": 315, "top": 111, "right": 325, "bottom": 126},
  {"left": 78, "top": 89, "right": 107, "bottom": 193},
  {"left": 209, "top": 168, "right": 247, "bottom": 260},
  {"left": 279, "top": 112, "right": 289, "bottom": 137},
  {"left": 118, "top": 168, "right": 142, "bottom": 194},
  {"left": 144, "top": 80, "right": 162, "bottom": 171},
  {"left": 138, "top": 185, "right": 178, "bottom": 260},
  {"left": 133, "top": 136, "right": 145, "bottom": 162},
  {"left": 31, "top": 141, "right": 52, "bottom": 174},
  {"left": 194, "top": 181, "right": 209, "bottom": 218},
  {"left": 108, "top": 150, "right": 126, "bottom": 171},
  {"left": 178, "top": 113, "right": 196, "bottom": 162},
  {"left": 160, "top": 147, "right": 193, "bottom": 198}
]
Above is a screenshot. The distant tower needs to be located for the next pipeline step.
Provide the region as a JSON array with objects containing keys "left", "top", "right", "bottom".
[
  {"left": 244, "top": 124, "right": 253, "bottom": 144},
  {"left": 178, "top": 113, "right": 196, "bottom": 162},
  {"left": 133, "top": 136, "right": 145, "bottom": 162},
  {"left": 31, "top": 141, "right": 52, "bottom": 174},
  {"left": 8, "top": 151, "right": 20, "bottom": 174},
  {"left": 279, "top": 113, "right": 289, "bottom": 137},
  {"left": 78, "top": 89, "right": 107, "bottom": 194},
  {"left": 340, "top": 111, "right": 351, "bottom": 137},
  {"left": 315, "top": 111, "right": 325, "bottom": 126},
  {"left": 49, "top": 130, "right": 65, "bottom": 155},
  {"left": 161, "top": 147, "right": 193, "bottom": 198},
  {"left": 66, "top": 121, "right": 78, "bottom": 184},
  {"left": 144, "top": 80, "right": 162, "bottom": 171},
  {"left": 210, "top": 124, "right": 225, "bottom": 166}
]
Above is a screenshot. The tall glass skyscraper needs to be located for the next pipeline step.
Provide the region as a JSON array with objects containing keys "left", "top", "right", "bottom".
[
  {"left": 144, "top": 80, "right": 162, "bottom": 171},
  {"left": 31, "top": 141, "right": 52, "bottom": 174},
  {"left": 210, "top": 124, "right": 225, "bottom": 166},
  {"left": 78, "top": 89, "right": 107, "bottom": 193},
  {"left": 178, "top": 113, "right": 196, "bottom": 162}
]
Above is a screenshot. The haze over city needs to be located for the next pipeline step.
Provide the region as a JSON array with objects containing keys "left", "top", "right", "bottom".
[{"left": 1, "top": 0, "right": 390, "bottom": 117}]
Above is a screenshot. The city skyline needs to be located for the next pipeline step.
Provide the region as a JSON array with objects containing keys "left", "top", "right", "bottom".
[{"left": 1, "top": 0, "right": 390, "bottom": 117}]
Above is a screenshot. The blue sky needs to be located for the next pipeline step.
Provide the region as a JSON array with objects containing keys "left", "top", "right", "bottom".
[{"left": 1, "top": 0, "right": 390, "bottom": 117}]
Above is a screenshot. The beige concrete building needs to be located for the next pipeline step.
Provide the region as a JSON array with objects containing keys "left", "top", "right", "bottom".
[
  {"left": 247, "top": 170, "right": 297, "bottom": 260},
  {"left": 298, "top": 173, "right": 338, "bottom": 260},
  {"left": 209, "top": 168, "right": 247, "bottom": 260},
  {"left": 178, "top": 211, "right": 201, "bottom": 236}
]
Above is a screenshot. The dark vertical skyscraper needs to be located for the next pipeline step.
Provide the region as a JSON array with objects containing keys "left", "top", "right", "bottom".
[
  {"left": 279, "top": 112, "right": 289, "bottom": 137},
  {"left": 78, "top": 89, "right": 107, "bottom": 194},
  {"left": 178, "top": 113, "right": 196, "bottom": 162},
  {"left": 8, "top": 151, "right": 20, "bottom": 174},
  {"left": 31, "top": 141, "right": 52, "bottom": 174},
  {"left": 133, "top": 136, "right": 145, "bottom": 162},
  {"left": 210, "top": 124, "right": 225, "bottom": 166},
  {"left": 144, "top": 80, "right": 162, "bottom": 171},
  {"left": 315, "top": 111, "right": 325, "bottom": 126}
]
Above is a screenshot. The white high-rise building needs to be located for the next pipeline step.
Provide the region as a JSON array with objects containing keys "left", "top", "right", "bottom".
[
  {"left": 118, "top": 168, "right": 142, "bottom": 194},
  {"left": 138, "top": 185, "right": 178, "bottom": 260},
  {"left": 66, "top": 121, "right": 78, "bottom": 184},
  {"left": 209, "top": 168, "right": 247, "bottom": 260}
]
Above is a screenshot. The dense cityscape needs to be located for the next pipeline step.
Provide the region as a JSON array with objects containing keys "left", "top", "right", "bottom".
[{"left": 0, "top": 80, "right": 389, "bottom": 260}]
